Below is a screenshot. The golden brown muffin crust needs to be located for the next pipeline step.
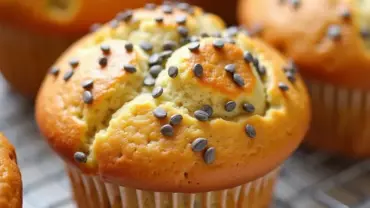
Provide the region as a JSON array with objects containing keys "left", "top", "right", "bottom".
[
  {"left": 0, "top": 133, "right": 22, "bottom": 208},
  {"left": 238, "top": 0, "right": 370, "bottom": 90},
  {"left": 36, "top": 3, "right": 310, "bottom": 192}
]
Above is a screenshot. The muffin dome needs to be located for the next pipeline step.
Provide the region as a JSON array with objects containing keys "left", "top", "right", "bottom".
[
  {"left": 36, "top": 3, "right": 310, "bottom": 192},
  {"left": 238, "top": 0, "right": 370, "bottom": 89},
  {"left": 0, "top": 133, "right": 22, "bottom": 208}
]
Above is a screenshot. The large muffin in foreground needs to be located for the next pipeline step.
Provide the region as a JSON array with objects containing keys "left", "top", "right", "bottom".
[
  {"left": 238, "top": 0, "right": 370, "bottom": 158},
  {"left": 36, "top": 3, "right": 310, "bottom": 208},
  {"left": 0, "top": 0, "right": 162, "bottom": 98},
  {"left": 0, "top": 133, "right": 22, "bottom": 208}
]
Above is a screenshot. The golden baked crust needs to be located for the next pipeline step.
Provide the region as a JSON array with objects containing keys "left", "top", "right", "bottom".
[
  {"left": 0, "top": 133, "right": 22, "bottom": 208},
  {"left": 36, "top": 3, "right": 310, "bottom": 192},
  {"left": 238, "top": 0, "right": 370, "bottom": 90}
]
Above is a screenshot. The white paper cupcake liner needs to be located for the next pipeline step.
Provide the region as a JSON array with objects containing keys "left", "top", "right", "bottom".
[
  {"left": 306, "top": 80, "right": 370, "bottom": 157},
  {"left": 67, "top": 166, "right": 279, "bottom": 208}
]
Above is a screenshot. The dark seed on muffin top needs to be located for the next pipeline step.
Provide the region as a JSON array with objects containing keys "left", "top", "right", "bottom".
[
  {"left": 327, "top": 25, "right": 341, "bottom": 40},
  {"left": 168, "top": 66, "right": 179, "bottom": 78},
  {"left": 98, "top": 56, "right": 108, "bottom": 67},
  {"left": 257, "top": 66, "right": 266, "bottom": 76},
  {"left": 279, "top": 82, "right": 289, "bottom": 91},
  {"left": 123, "top": 64, "right": 137, "bottom": 73},
  {"left": 149, "top": 54, "right": 163, "bottom": 66},
  {"left": 213, "top": 39, "right": 225, "bottom": 48},
  {"left": 204, "top": 147, "right": 216, "bottom": 164},
  {"left": 177, "top": 26, "right": 189, "bottom": 37},
  {"left": 69, "top": 58, "right": 79, "bottom": 68},
  {"left": 63, "top": 70, "right": 74, "bottom": 81},
  {"left": 244, "top": 51, "right": 254, "bottom": 63},
  {"left": 286, "top": 71, "right": 296, "bottom": 83},
  {"left": 176, "top": 15, "right": 187, "bottom": 25},
  {"left": 188, "top": 42, "right": 200, "bottom": 51},
  {"left": 82, "top": 91, "right": 94, "bottom": 104},
  {"left": 243, "top": 103, "right": 255, "bottom": 113},
  {"left": 339, "top": 7, "right": 351, "bottom": 20},
  {"left": 161, "top": 124, "right": 174, "bottom": 136},
  {"left": 117, "top": 10, "right": 133, "bottom": 22},
  {"left": 191, "top": 138, "right": 208, "bottom": 152},
  {"left": 81, "top": 80, "right": 94, "bottom": 89},
  {"left": 49, "top": 66, "right": 59, "bottom": 76},
  {"left": 233, "top": 73, "right": 245, "bottom": 87},
  {"left": 193, "top": 64, "right": 203, "bottom": 77},
  {"left": 201, "top": 105, "right": 213, "bottom": 117},
  {"left": 225, "top": 101, "right": 237, "bottom": 112},
  {"left": 74, "top": 152, "right": 87, "bottom": 163},
  {"left": 163, "top": 40, "right": 177, "bottom": 50},
  {"left": 140, "top": 41, "right": 153, "bottom": 52},
  {"left": 143, "top": 75, "right": 156, "bottom": 86},
  {"left": 194, "top": 110, "right": 209, "bottom": 121},
  {"left": 124, "top": 43, "right": 134, "bottom": 52},
  {"left": 245, "top": 124, "right": 256, "bottom": 138},
  {"left": 100, "top": 44, "right": 111, "bottom": 55},
  {"left": 224, "top": 64, "right": 236, "bottom": 73},
  {"left": 170, "top": 114, "right": 183, "bottom": 125},
  {"left": 149, "top": 65, "right": 163, "bottom": 78},
  {"left": 152, "top": 86, "right": 164, "bottom": 98},
  {"left": 162, "top": 4, "right": 173, "bottom": 14},
  {"left": 155, "top": 16, "right": 164, "bottom": 23},
  {"left": 153, "top": 107, "right": 167, "bottom": 119}
]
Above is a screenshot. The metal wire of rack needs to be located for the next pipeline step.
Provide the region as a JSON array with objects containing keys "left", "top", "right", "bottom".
[{"left": 0, "top": 75, "right": 369, "bottom": 208}]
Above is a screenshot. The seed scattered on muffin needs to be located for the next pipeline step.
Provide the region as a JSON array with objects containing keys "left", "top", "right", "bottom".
[
  {"left": 200, "top": 32, "right": 210, "bottom": 38},
  {"left": 140, "top": 41, "right": 153, "bottom": 52},
  {"left": 152, "top": 86, "right": 164, "bottom": 98},
  {"left": 201, "top": 105, "right": 213, "bottom": 117},
  {"left": 63, "top": 70, "right": 74, "bottom": 81},
  {"left": 123, "top": 64, "right": 137, "bottom": 73},
  {"left": 278, "top": 82, "right": 289, "bottom": 91},
  {"left": 204, "top": 147, "right": 216, "bottom": 164},
  {"left": 213, "top": 39, "right": 225, "bottom": 49},
  {"left": 176, "top": 15, "right": 187, "bottom": 25},
  {"left": 110, "top": 19, "right": 119, "bottom": 28},
  {"left": 149, "top": 54, "right": 163, "bottom": 66},
  {"left": 194, "top": 110, "right": 209, "bottom": 121},
  {"left": 188, "top": 42, "right": 200, "bottom": 52},
  {"left": 327, "top": 25, "right": 341, "bottom": 40},
  {"left": 243, "top": 103, "right": 255, "bottom": 113},
  {"left": 161, "top": 50, "right": 173, "bottom": 59},
  {"left": 69, "top": 58, "right": 79, "bottom": 68},
  {"left": 125, "top": 43, "right": 134, "bottom": 52},
  {"left": 339, "top": 7, "right": 351, "bottom": 20},
  {"left": 245, "top": 124, "right": 256, "bottom": 138},
  {"left": 98, "top": 56, "right": 108, "bottom": 67},
  {"left": 153, "top": 107, "right": 167, "bottom": 119},
  {"left": 100, "top": 44, "right": 111, "bottom": 55},
  {"left": 257, "top": 66, "right": 266, "bottom": 76},
  {"left": 168, "top": 66, "right": 179, "bottom": 78},
  {"left": 191, "top": 138, "right": 208, "bottom": 152},
  {"left": 49, "top": 66, "right": 59, "bottom": 76},
  {"left": 225, "top": 101, "right": 237, "bottom": 112},
  {"left": 177, "top": 26, "right": 189, "bottom": 37},
  {"left": 81, "top": 80, "right": 94, "bottom": 90},
  {"left": 225, "top": 26, "right": 239, "bottom": 37},
  {"left": 117, "top": 10, "right": 133, "bottom": 22},
  {"left": 224, "top": 64, "right": 236, "bottom": 73},
  {"left": 170, "top": 114, "right": 183, "bottom": 125},
  {"left": 163, "top": 40, "right": 177, "bottom": 50},
  {"left": 162, "top": 4, "right": 173, "bottom": 14},
  {"left": 286, "top": 71, "right": 296, "bottom": 83},
  {"left": 155, "top": 16, "right": 164, "bottom": 23},
  {"left": 161, "top": 124, "right": 174, "bottom": 136},
  {"left": 193, "top": 63, "right": 203, "bottom": 77},
  {"left": 149, "top": 65, "right": 163, "bottom": 78},
  {"left": 233, "top": 73, "right": 245, "bottom": 87},
  {"left": 82, "top": 91, "right": 94, "bottom": 104},
  {"left": 74, "top": 152, "right": 87, "bottom": 163},
  {"left": 244, "top": 51, "right": 254, "bottom": 63},
  {"left": 143, "top": 75, "right": 156, "bottom": 86}
]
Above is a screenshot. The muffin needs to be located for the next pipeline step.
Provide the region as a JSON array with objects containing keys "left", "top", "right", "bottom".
[
  {"left": 36, "top": 3, "right": 310, "bottom": 208},
  {"left": 0, "top": 0, "right": 162, "bottom": 98},
  {"left": 238, "top": 0, "right": 370, "bottom": 158},
  {"left": 0, "top": 133, "right": 22, "bottom": 208}
]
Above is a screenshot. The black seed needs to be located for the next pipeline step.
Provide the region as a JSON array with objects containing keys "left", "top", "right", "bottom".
[
  {"left": 233, "top": 73, "right": 245, "bottom": 87},
  {"left": 286, "top": 71, "right": 296, "bottom": 83},
  {"left": 81, "top": 80, "right": 94, "bottom": 89},
  {"left": 252, "top": 58, "right": 259, "bottom": 69},
  {"left": 279, "top": 82, "right": 289, "bottom": 91},
  {"left": 290, "top": 0, "right": 300, "bottom": 9},
  {"left": 361, "top": 28, "right": 370, "bottom": 39},
  {"left": 177, "top": 26, "right": 189, "bottom": 37},
  {"left": 340, "top": 7, "right": 351, "bottom": 20},
  {"left": 83, "top": 91, "right": 94, "bottom": 104},
  {"left": 145, "top": 3, "right": 156, "bottom": 10},
  {"left": 143, "top": 75, "right": 155, "bottom": 86},
  {"left": 116, "top": 10, "right": 133, "bottom": 22},
  {"left": 245, "top": 124, "right": 256, "bottom": 138},
  {"left": 194, "top": 110, "right": 209, "bottom": 121},
  {"left": 284, "top": 59, "right": 298, "bottom": 74},
  {"left": 140, "top": 41, "right": 153, "bottom": 52},
  {"left": 225, "top": 101, "right": 236, "bottom": 112},
  {"left": 152, "top": 86, "right": 163, "bottom": 98},
  {"left": 168, "top": 66, "right": 179, "bottom": 78},
  {"left": 69, "top": 58, "right": 79, "bottom": 68},
  {"left": 243, "top": 103, "right": 255, "bottom": 113},
  {"left": 124, "top": 42, "right": 133, "bottom": 52},
  {"left": 200, "top": 32, "right": 210, "bottom": 38},
  {"left": 176, "top": 15, "right": 187, "bottom": 25},
  {"left": 100, "top": 44, "right": 110, "bottom": 55},
  {"left": 63, "top": 70, "right": 74, "bottom": 81},
  {"left": 160, "top": 50, "right": 173, "bottom": 59},
  {"left": 49, "top": 66, "right": 59, "bottom": 76},
  {"left": 258, "top": 66, "right": 266, "bottom": 76},
  {"left": 213, "top": 39, "right": 225, "bottom": 49},
  {"left": 211, "top": 32, "right": 222, "bottom": 38},
  {"left": 188, "top": 42, "right": 200, "bottom": 52},
  {"left": 123, "top": 64, "right": 136, "bottom": 73},
  {"left": 189, "top": 36, "right": 200, "bottom": 42},
  {"left": 193, "top": 64, "right": 203, "bottom": 78},
  {"left": 201, "top": 105, "right": 213, "bottom": 117},
  {"left": 224, "top": 64, "right": 236, "bottom": 73},
  {"left": 149, "top": 65, "right": 162, "bottom": 78},
  {"left": 149, "top": 54, "right": 163, "bottom": 66},
  {"left": 191, "top": 138, "right": 208, "bottom": 152},
  {"left": 224, "top": 37, "right": 236, "bottom": 44},
  {"left": 110, "top": 19, "right": 119, "bottom": 28},
  {"left": 155, "top": 16, "right": 164, "bottom": 23},
  {"left": 170, "top": 114, "right": 183, "bottom": 125},
  {"left": 162, "top": 5, "right": 173, "bottom": 14},
  {"left": 225, "top": 26, "right": 239, "bottom": 37},
  {"left": 204, "top": 147, "right": 215, "bottom": 164},
  {"left": 163, "top": 40, "right": 177, "bottom": 50},
  {"left": 177, "top": 2, "right": 190, "bottom": 11},
  {"left": 244, "top": 51, "right": 254, "bottom": 62},
  {"left": 327, "top": 25, "right": 341, "bottom": 40},
  {"left": 153, "top": 107, "right": 167, "bottom": 119},
  {"left": 89, "top": 23, "right": 101, "bottom": 32},
  {"left": 161, "top": 124, "right": 174, "bottom": 136},
  {"left": 98, "top": 56, "right": 108, "bottom": 67},
  {"left": 74, "top": 152, "right": 87, "bottom": 163}
]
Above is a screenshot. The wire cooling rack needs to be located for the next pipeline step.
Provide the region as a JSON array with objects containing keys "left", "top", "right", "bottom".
[{"left": 0, "top": 75, "right": 370, "bottom": 208}]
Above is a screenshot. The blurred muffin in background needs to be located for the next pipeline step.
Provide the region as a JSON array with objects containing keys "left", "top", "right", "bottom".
[
  {"left": 238, "top": 0, "right": 370, "bottom": 158},
  {"left": 0, "top": 0, "right": 162, "bottom": 98},
  {"left": 0, "top": 133, "right": 22, "bottom": 208}
]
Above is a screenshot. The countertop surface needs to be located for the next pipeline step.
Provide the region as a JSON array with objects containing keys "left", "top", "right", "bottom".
[{"left": 0, "top": 75, "right": 369, "bottom": 208}]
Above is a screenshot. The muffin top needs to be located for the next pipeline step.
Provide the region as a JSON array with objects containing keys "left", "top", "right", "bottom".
[
  {"left": 0, "top": 133, "right": 22, "bottom": 208},
  {"left": 36, "top": 3, "right": 310, "bottom": 192},
  {"left": 238, "top": 0, "right": 370, "bottom": 89}
]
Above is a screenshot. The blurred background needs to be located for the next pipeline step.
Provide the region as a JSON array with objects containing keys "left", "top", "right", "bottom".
[{"left": 0, "top": 1, "right": 370, "bottom": 208}]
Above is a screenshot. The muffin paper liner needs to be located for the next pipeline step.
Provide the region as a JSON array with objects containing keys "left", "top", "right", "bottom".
[
  {"left": 306, "top": 80, "right": 370, "bottom": 158},
  {"left": 67, "top": 166, "right": 279, "bottom": 208}
]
